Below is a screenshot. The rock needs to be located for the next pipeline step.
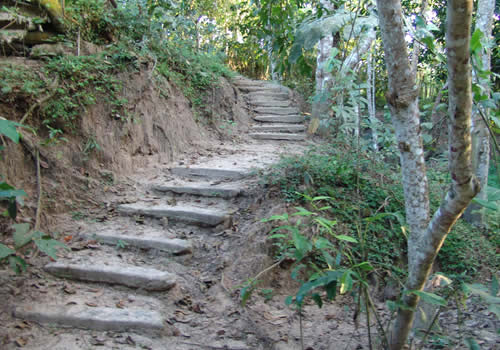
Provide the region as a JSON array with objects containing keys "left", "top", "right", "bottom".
[
  {"left": 250, "top": 133, "right": 305, "bottom": 141},
  {"left": 117, "top": 203, "right": 230, "bottom": 227},
  {"left": 14, "top": 304, "right": 164, "bottom": 333},
  {"left": 44, "top": 262, "right": 177, "bottom": 291},
  {"left": 254, "top": 115, "right": 305, "bottom": 124}
]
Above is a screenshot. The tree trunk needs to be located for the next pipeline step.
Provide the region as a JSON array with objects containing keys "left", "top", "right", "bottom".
[
  {"left": 34, "top": 0, "right": 66, "bottom": 33},
  {"left": 376, "top": 0, "right": 479, "bottom": 348},
  {"left": 312, "top": 0, "right": 336, "bottom": 121},
  {"left": 463, "top": 0, "right": 495, "bottom": 225},
  {"left": 367, "top": 48, "right": 378, "bottom": 150}
]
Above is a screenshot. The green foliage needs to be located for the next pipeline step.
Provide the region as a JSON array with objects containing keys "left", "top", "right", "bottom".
[
  {"left": 262, "top": 195, "right": 373, "bottom": 309},
  {"left": 0, "top": 125, "right": 66, "bottom": 274}
]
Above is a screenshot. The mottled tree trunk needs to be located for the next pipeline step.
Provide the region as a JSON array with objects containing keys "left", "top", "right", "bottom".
[
  {"left": 376, "top": 0, "right": 479, "bottom": 349},
  {"left": 34, "top": 0, "right": 66, "bottom": 32},
  {"left": 463, "top": 0, "right": 494, "bottom": 225}
]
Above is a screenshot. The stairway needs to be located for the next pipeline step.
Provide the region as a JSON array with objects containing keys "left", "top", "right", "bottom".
[
  {"left": 232, "top": 76, "right": 307, "bottom": 141},
  {"left": 11, "top": 78, "right": 308, "bottom": 349}
]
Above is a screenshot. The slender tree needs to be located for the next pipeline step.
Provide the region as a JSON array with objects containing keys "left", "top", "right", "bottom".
[
  {"left": 463, "top": 0, "right": 495, "bottom": 225},
  {"left": 375, "top": 0, "right": 479, "bottom": 348}
]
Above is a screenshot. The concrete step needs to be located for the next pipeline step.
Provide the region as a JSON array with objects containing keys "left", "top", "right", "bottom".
[
  {"left": 82, "top": 232, "right": 192, "bottom": 255},
  {"left": 237, "top": 85, "right": 285, "bottom": 93},
  {"left": 170, "top": 167, "right": 251, "bottom": 180},
  {"left": 117, "top": 203, "right": 229, "bottom": 227},
  {"left": 254, "top": 115, "right": 305, "bottom": 123},
  {"left": 14, "top": 304, "right": 164, "bottom": 333},
  {"left": 250, "top": 133, "right": 306, "bottom": 141},
  {"left": 44, "top": 262, "right": 176, "bottom": 291},
  {"left": 246, "top": 92, "right": 290, "bottom": 101},
  {"left": 153, "top": 183, "right": 243, "bottom": 199},
  {"left": 254, "top": 107, "right": 300, "bottom": 115},
  {"left": 248, "top": 99, "right": 292, "bottom": 108},
  {"left": 251, "top": 124, "right": 306, "bottom": 133}
]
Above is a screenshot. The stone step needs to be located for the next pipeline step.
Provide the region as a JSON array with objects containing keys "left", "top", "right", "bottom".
[
  {"left": 254, "top": 107, "right": 300, "bottom": 115},
  {"left": 251, "top": 124, "right": 306, "bottom": 133},
  {"left": 117, "top": 203, "right": 229, "bottom": 227},
  {"left": 153, "top": 183, "right": 243, "bottom": 199},
  {"left": 170, "top": 167, "right": 250, "bottom": 180},
  {"left": 254, "top": 115, "right": 305, "bottom": 123},
  {"left": 81, "top": 232, "right": 192, "bottom": 255},
  {"left": 44, "top": 262, "right": 176, "bottom": 291},
  {"left": 237, "top": 85, "right": 285, "bottom": 93},
  {"left": 248, "top": 99, "right": 292, "bottom": 108},
  {"left": 250, "top": 133, "right": 306, "bottom": 141},
  {"left": 246, "top": 92, "right": 290, "bottom": 101},
  {"left": 14, "top": 304, "right": 164, "bottom": 333}
]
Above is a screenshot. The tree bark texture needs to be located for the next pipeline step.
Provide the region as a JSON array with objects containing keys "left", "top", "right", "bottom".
[
  {"left": 464, "top": 0, "right": 495, "bottom": 225},
  {"left": 34, "top": 0, "right": 66, "bottom": 32},
  {"left": 376, "top": 0, "right": 479, "bottom": 349}
]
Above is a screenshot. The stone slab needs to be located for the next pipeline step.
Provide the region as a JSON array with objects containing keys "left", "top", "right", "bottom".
[
  {"left": 248, "top": 99, "right": 292, "bottom": 108},
  {"left": 250, "top": 133, "right": 306, "bottom": 141},
  {"left": 237, "top": 85, "right": 285, "bottom": 93},
  {"left": 14, "top": 305, "right": 164, "bottom": 333},
  {"left": 170, "top": 167, "right": 250, "bottom": 180},
  {"left": 82, "top": 232, "right": 192, "bottom": 255},
  {"left": 153, "top": 184, "right": 242, "bottom": 198},
  {"left": 254, "top": 115, "right": 304, "bottom": 123},
  {"left": 246, "top": 92, "right": 290, "bottom": 101},
  {"left": 251, "top": 124, "right": 306, "bottom": 133},
  {"left": 254, "top": 107, "right": 300, "bottom": 115},
  {"left": 117, "top": 203, "right": 229, "bottom": 226},
  {"left": 44, "top": 262, "right": 176, "bottom": 291}
]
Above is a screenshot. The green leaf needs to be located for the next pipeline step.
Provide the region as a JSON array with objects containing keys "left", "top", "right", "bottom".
[
  {"left": 268, "top": 233, "right": 288, "bottom": 240},
  {"left": 314, "top": 217, "right": 336, "bottom": 233},
  {"left": 334, "top": 235, "right": 358, "bottom": 243},
  {"left": 292, "top": 207, "right": 314, "bottom": 217},
  {"left": 325, "top": 280, "right": 337, "bottom": 300},
  {"left": 7, "top": 200, "right": 17, "bottom": 219},
  {"left": 0, "top": 119, "right": 22, "bottom": 143},
  {"left": 0, "top": 189, "right": 26, "bottom": 198},
  {"left": 340, "top": 270, "right": 353, "bottom": 294},
  {"left": 292, "top": 231, "right": 312, "bottom": 260},
  {"left": 261, "top": 213, "right": 288, "bottom": 222},
  {"left": 314, "top": 237, "right": 333, "bottom": 250},
  {"left": 295, "top": 270, "right": 343, "bottom": 302},
  {"left": 352, "top": 262, "right": 374, "bottom": 272},
  {"left": 470, "top": 29, "right": 483, "bottom": 54},
  {"left": 311, "top": 293, "right": 323, "bottom": 308},
  {"left": 285, "top": 295, "right": 294, "bottom": 306},
  {"left": 409, "top": 290, "right": 447, "bottom": 307},
  {"left": 9, "top": 255, "right": 27, "bottom": 274},
  {"left": 33, "top": 234, "right": 67, "bottom": 260},
  {"left": 465, "top": 337, "right": 481, "bottom": 350},
  {"left": 13, "top": 223, "right": 32, "bottom": 249},
  {"left": 240, "top": 282, "right": 255, "bottom": 307},
  {"left": 0, "top": 243, "right": 15, "bottom": 259}
]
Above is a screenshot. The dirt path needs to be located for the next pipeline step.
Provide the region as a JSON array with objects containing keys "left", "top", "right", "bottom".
[
  {"left": 2, "top": 77, "right": 498, "bottom": 350},
  {"left": 1, "top": 77, "right": 313, "bottom": 350}
]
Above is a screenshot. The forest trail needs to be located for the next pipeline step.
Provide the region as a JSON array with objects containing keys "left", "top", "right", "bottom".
[{"left": 7, "top": 77, "right": 311, "bottom": 350}]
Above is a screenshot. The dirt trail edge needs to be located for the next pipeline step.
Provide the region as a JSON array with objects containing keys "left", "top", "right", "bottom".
[{"left": 5, "top": 76, "right": 311, "bottom": 350}]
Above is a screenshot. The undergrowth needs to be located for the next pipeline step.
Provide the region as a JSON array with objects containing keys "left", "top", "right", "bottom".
[{"left": 265, "top": 143, "right": 498, "bottom": 280}]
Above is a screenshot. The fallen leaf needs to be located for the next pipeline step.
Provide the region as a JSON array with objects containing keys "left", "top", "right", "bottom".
[
  {"left": 85, "top": 302, "right": 98, "bottom": 307},
  {"left": 14, "top": 322, "right": 31, "bottom": 330},
  {"left": 14, "top": 337, "right": 27, "bottom": 347},
  {"left": 116, "top": 300, "right": 125, "bottom": 309}
]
